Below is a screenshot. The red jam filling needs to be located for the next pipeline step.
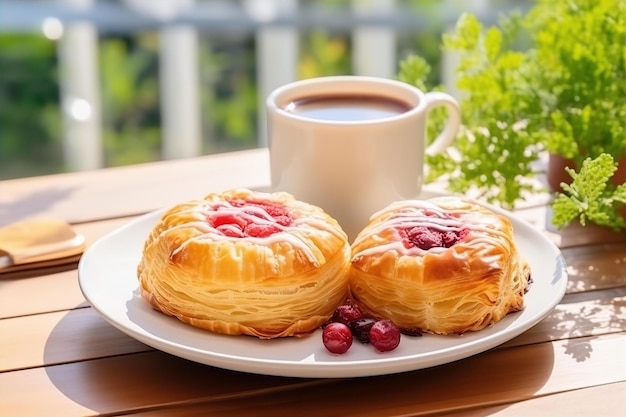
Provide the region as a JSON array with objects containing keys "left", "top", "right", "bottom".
[
  {"left": 208, "top": 199, "right": 293, "bottom": 238},
  {"left": 398, "top": 211, "right": 468, "bottom": 250}
]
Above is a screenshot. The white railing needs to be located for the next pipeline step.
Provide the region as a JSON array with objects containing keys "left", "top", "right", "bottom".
[{"left": 1, "top": 0, "right": 517, "bottom": 172}]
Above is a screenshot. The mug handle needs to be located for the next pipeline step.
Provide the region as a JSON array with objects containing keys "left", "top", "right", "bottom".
[{"left": 423, "top": 91, "right": 461, "bottom": 156}]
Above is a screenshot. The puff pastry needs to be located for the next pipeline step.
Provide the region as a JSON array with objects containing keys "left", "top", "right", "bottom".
[
  {"left": 349, "top": 196, "right": 531, "bottom": 335},
  {"left": 137, "top": 188, "right": 350, "bottom": 339}
]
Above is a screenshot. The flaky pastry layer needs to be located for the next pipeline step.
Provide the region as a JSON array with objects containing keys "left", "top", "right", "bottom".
[
  {"left": 138, "top": 188, "right": 350, "bottom": 338},
  {"left": 349, "top": 196, "right": 531, "bottom": 335}
]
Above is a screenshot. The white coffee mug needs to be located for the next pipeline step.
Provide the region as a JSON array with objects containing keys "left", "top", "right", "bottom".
[{"left": 267, "top": 75, "right": 460, "bottom": 241}]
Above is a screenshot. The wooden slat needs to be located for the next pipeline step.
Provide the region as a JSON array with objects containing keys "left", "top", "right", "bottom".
[
  {"left": 2, "top": 290, "right": 623, "bottom": 373},
  {"left": 0, "top": 351, "right": 330, "bottom": 417},
  {"left": 0, "top": 148, "right": 271, "bottom": 227},
  {"left": 0, "top": 269, "right": 86, "bottom": 318},
  {"left": 103, "top": 333, "right": 626, "bottom": 417},
  {"left": 501, "top": 292, "right": 626, "bottom": 348},
  {"left": 0, "top": 308, "right": 150, "bottom": 372},
  {"left": 0, "top": 148, "right": 550, "bottom": 232},
  {"left": 561, "top": 242, "right": 626, "bottom": 293},
  {"left": 2, "top": 146, "right": 621, "bottom": 250},
  {"left": 440, "top": 381, "right": 626, "bottom": 417}
]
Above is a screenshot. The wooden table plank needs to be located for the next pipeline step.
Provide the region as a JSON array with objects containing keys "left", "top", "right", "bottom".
[
  {"left": 0, "top": 308, "right": 150, "bottom": 372},
  {"left": 0, "top": 351, "right": 330, "bottom": 417},
  {"left": 0, "top": 149, "right": 271, "bottom": 227},
  {"left": 442, "top": 381, "right": 626, "bottom": 417},
  {"left": 2, "top": 290, "right": 623, "bottom": 373},
  {"left": 0, "top": 148, "right": 551, "bottom": 231},
  {"left": 0, "top": 269, "right": 87, "bottom": 319},
  {"left": 100, "top": 333, "right": 626, "bottom": 417},
  {"left": 562, "top": 242, "right": 626, "bottom": 293},
  {"left": 1, "top": 146, "right": 620, "bottom": 252},
  {"left": 501, "top": 292, "right": 626, "bottom": 348}
]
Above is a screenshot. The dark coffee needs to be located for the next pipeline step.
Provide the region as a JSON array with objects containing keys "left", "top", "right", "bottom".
[{"left": 284, "top": 95, "right": 411, "bottom": 122}]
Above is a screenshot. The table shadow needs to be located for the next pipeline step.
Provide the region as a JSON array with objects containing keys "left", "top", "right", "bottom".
[
  {"left": 348, "top": 341, "right": 557, "bottom": 416},
  {"left": 0, "top": 185, "right": 79, "bottom": 227},
  {"left": 42, "top": 305, "right": 319, "bottom": 415},
  {"left": 43, "top": 304, "right": 559, "bottom": 416}
]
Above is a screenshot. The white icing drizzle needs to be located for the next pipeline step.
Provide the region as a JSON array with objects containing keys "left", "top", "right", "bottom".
[
  {"left": 161, "top": 199, "right": 342, "bottom": 265},
  {"left": 351, "top": 199, "right": 508, "bottom": 261}
]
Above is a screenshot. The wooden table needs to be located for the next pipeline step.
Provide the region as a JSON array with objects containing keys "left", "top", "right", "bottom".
[{"left": 1, "top": 148, "right": 625, "bottom": 417}]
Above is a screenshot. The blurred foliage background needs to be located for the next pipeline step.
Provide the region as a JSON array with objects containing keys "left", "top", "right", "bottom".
[
  {"left": 0, "top": 33, "right": 63, "bottom": 178},
  {"left": 0, "top": 0, "right": 468, "bottom": 180}
]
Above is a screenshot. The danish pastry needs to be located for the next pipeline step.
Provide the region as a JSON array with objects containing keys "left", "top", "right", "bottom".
[
  {"left": 137, "top": 188, "right": 350, "bottom": 339},
  {"left": 349, "top": 196, "right": 531, "bottom": 335}
]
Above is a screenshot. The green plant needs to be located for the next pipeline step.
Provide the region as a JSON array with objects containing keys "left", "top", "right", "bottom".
[
  {"left": 399, "top": 0, "right": 626, "bottom": 230},
  {"left": 552, "top": 154, "right": 626, "bottom": 230}
]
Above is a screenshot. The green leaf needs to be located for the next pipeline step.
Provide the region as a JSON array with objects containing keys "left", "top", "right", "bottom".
[
  {"left": 552, "top": 153, "right": 626, "bottom": 230},
  {"left": 484, "top": 27, "right": 502, "bottom": 63},
  {"left": 397, "top": 55, "right": 431, "bottom": 91},
  {"left": 443, "top": 13, "right": 482, "bottom": 50}
]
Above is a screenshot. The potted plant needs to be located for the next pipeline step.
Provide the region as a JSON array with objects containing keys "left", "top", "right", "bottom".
[{"left": 399, "top": 0, "right": 626, "bottom": 231}]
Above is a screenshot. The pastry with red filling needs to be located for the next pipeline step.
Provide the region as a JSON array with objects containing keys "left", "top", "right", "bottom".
[
  {"left": 138, "top": 188, "right": 350, "bottom": 338},
  {"left": 349, "top": 196, "right": 531, "bottom": 335}
]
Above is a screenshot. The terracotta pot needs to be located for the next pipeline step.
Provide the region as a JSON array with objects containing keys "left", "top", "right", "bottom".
[{"left": 547, "top": 153, "right": 576, "bottom": 192}]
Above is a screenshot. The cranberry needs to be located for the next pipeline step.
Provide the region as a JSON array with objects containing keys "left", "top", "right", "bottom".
[
  {"left": 321, "top": 300, "right": 407, "bottom": 354},
  {"left": 369, "top": 320, "right": 401, "bottom": 352},
  {"left": 331, "top": 300, "right": 364, "bottom": 325},
  {"left": 441, "top": 230, "right": 459, "bottom": 247},
  {"left": 349, "top": 318, "right": 376, "bottom": 344},
  {"left": 400, "top": 224, "right": 467, "bottom": 250},
  {"left": 322, "top": 322, "right": 353, "bottom": 354},
  {"left": 403, "top": 226, "right": 442, "bottom": 250}
]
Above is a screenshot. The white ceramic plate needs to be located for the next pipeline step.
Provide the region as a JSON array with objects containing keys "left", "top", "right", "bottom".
[{"left": 78, "top": 190, "right": 568, "bottom": 378}]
